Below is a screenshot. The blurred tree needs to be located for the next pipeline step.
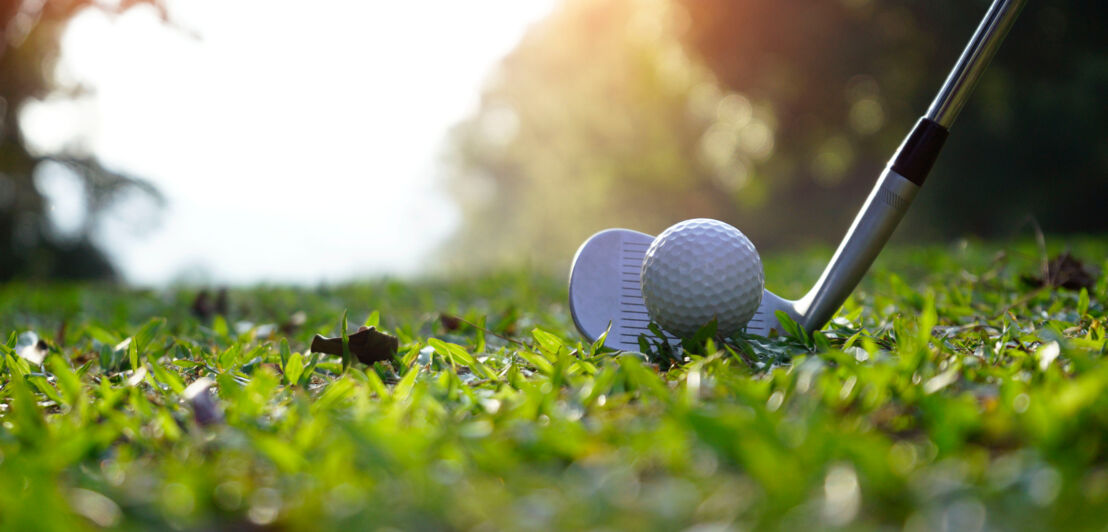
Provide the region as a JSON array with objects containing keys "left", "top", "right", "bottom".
[
  {"left": 0, "top": 0, "right": 164, "bottom": 280},
  {"left": 443, "top": 0, "right": 1107, "bottom": 272},
  {"left": 442, "top": 0, "right": 770, "bottom": 271},
  {"left": 677, "top": 0, "right": 1108, "bottom": 241}
]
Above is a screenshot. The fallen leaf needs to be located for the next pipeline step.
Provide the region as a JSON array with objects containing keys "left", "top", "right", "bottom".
[
  {"left": 310, "top": 326, "right": 398, "bottom": 365},
  {"left": 190, "top": 288, "right": 230, "bottom": 320},
  {"left": 215, "top": 288, "right": 229, "bottom": 315},
  {"left": 1022, "top": 253, "right": 1097, "bottom": 291},
  {"left": 440, "top": 314, "right": 462, "bottom": 332},
  {"left": 191, "top": 290, "right": 214, "bottom": 320}
]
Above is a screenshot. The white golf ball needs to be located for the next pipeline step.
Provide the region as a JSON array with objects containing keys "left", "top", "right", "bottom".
[{"left": 640, "top": 218, "right": 764, "bottom": 338}]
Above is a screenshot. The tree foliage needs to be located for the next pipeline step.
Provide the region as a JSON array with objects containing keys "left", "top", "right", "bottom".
[
  {"left": 0, "top": 0, "right": 164, "bottom": 280},
  {"left": 443, "top": 0, "right": 761, "bottom": 271},
  {"left": 677, "top": 0, "right": 1108, "bottom": 239}
]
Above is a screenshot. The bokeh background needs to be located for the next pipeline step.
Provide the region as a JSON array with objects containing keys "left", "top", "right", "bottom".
[{"left": 2, "top": 0, "right": 1105, "bottom": 284}]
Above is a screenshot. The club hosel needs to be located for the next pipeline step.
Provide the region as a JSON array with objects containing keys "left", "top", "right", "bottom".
[
  {"left": 890, "top": 118, "right": 950, "bottom": 186},
  {"left": 794, "top": 167, "right": 921, "bottom": 332}
]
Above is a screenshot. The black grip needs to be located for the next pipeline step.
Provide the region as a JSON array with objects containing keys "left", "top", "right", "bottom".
[{"left": 890, "top": 118, "right": 949, "bottom": 186}]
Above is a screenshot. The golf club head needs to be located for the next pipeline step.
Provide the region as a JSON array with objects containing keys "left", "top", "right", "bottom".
[
  {"left": 567, "top": 229, "right": 655, "bottom": 351},
  {"left": 568, "top": 228, "right": 797, "bottom": 352}
]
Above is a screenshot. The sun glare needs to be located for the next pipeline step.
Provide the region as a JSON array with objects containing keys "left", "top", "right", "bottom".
[{"left": 23, "top": 0, "right": 555, "bottom": 284}]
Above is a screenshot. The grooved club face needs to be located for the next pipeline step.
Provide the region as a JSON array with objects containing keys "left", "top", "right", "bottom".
[
  {"left": 568, "top": 228, "right": 792, "bottom": 352},
  {"left": 567, "top": 229, "right": 655, "bottom": 350}
]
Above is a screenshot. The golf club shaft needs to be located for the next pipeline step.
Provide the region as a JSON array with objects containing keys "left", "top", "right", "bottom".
[
  {"left": 794, "top": 0, "right": 1025, "bottom": 331},
  {"left": 927, "top": 0, "right": 1028, "bottom": 129}
]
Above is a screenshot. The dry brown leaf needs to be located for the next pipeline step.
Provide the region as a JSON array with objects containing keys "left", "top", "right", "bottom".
[{"left": 310, "top": 326, "right": 398, "bottom": 365}]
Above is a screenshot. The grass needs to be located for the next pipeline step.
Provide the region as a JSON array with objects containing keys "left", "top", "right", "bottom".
[{"left": 1, "top": 236, "right": 1107, "bottom": 530}]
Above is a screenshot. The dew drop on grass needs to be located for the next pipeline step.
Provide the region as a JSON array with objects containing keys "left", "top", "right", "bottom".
[
  {"left": 823, "top": 464, "right": 860, "bottom": 526},
  {"left": 1028, "top": 467, "right": 1062, "bottom": 506},
  {"left": 247, "top": 488, "right": 281, "bottom": 526},
  {"left": 69, "top": 489, "right": 122, "bottom": 528},
  {"left": 766, "top": 390, "right": 785, "bottom": 412}
]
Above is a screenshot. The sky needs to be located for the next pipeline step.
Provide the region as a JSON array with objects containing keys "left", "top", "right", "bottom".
[{"left": 21, "top": 0, "right": 555, "bottom": 285}]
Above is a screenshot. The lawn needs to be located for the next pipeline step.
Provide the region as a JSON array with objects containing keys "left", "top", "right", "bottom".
[{"left": 1, "top": 237, "right": 1107, "bottom": 530}]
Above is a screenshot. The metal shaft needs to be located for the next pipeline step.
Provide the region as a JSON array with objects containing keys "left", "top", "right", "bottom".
[{"left": 925, "top": 0, "right": 1028, "bottom": 128}]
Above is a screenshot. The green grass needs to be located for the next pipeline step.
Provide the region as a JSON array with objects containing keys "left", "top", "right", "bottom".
[{"left": 2, "top": 237, "right": 1107, "bottom": 530}]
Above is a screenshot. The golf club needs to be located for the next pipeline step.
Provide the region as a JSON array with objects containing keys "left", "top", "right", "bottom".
[{"left": 569, "top": 0, "right": 1027, "bottom": 351}]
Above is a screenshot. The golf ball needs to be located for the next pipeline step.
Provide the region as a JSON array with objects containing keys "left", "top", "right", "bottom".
[{"left": 640, "top": 218, "right": 764, "bottom": 338}]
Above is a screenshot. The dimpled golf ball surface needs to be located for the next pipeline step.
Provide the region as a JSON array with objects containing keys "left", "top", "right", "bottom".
[{"left": 640, "top": 219, "right": 764, "bottom": 338}]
